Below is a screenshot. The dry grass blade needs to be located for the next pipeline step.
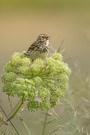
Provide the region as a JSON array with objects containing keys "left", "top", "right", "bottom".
[{"left": 57, "top": 40, "right": 65, "bottom": 53}]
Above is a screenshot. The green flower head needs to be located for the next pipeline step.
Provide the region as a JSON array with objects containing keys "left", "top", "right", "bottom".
[{"left": 2, "top": 52, "right": 71, "bottom": 111}]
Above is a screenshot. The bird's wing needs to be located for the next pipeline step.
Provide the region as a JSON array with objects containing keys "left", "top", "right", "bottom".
[{"left": 27, "top": 41, "right": 37, "bottom": 52}]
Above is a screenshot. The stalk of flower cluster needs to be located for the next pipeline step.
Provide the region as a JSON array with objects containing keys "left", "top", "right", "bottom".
[{"left": 6, "top": 97, "right": 24, "bottom": 122}]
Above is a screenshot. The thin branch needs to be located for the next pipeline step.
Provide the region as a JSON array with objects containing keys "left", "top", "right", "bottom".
[
  {"left": 57, "top": 40, "right": 64, "bottom": 53},
  {"left": 19, "top": 117, "right": 31, "bottom": 135},
  {"left": 6, "top": 97, "right": 24, "bottom": 122},
  {"left": 0, "top": 106, "right": 20, "bottom": 135},
  {"left": 42, "top": 110, "right": 48, "bottom": 135}
]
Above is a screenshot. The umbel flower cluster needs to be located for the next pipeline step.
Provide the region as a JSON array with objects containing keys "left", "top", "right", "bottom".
[{"left": 2, "top": 52, "right": 71, "bottom": 111}]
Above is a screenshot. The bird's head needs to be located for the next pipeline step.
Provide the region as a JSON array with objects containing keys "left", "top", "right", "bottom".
[{"left": 37, "top": 34, "right": 50, "bottom": 42}]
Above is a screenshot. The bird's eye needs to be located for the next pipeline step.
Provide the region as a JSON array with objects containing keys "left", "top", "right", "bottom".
[{"left": 42, "top": 36, "right": 44, "bottom": 38}]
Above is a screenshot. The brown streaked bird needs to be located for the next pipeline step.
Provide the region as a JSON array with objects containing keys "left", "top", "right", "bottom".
[{"left": 23, "top": 34, "right": 50, "bottom": 60}]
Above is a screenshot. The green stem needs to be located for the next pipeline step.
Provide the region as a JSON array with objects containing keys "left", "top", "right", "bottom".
[
  {"left": 6, "top": 97, "right": 24, "bottom": 122},
  {"left": 42, "top": 110, "right": 48, "bottom": 135},
  {"left": 0, "top": 106, "right": 20, "bottom": 135},
  {"left": 19, "top": 118, "right": 31, "bottom": 135}
]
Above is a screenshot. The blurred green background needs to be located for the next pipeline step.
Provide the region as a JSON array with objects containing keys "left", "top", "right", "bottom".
[{"left": 0, "top": 0, "right": 90, "bottom": 135}]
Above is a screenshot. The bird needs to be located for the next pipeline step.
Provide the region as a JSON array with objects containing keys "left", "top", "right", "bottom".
[{"left": 23, "top": 34, "right": 50, "bottom": 60}]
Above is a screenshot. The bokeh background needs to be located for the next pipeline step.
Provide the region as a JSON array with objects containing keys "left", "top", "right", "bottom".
[{"left": 0, "top": 0, "right": 90, "bottom": 135}]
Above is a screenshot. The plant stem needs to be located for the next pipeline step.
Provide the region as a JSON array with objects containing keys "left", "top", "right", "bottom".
[
  {"left": 19, "top": 118, "right": 31, "bottom": 135},
  {"left": 6, "top": 97, "right": 24, "bottom": 122},
  {"left": 42, "top": 110, "right": 48, "bottom": 135},
  {"left": 0, "top": 106, "right": 20, "bottom": 135}
]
